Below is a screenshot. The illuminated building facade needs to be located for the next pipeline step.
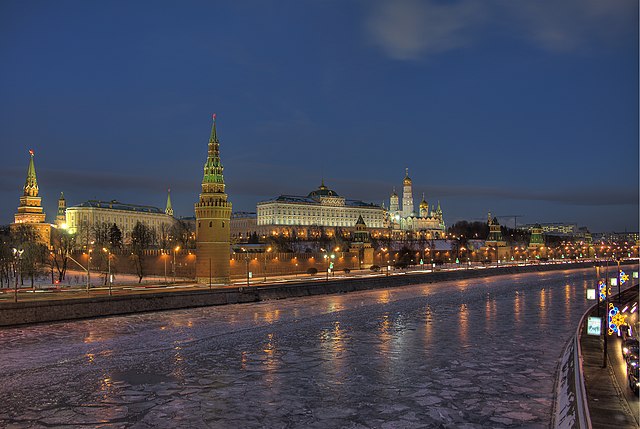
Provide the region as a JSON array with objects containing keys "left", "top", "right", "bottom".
[
  {"left": 65, "top": 197, "right": 175, "bottom": 239},
  {"left": 257, "top": 181, "right": 385, "bottom": 232},
  {"left": 387, "top": 169, "right": 445, "bottom": 238}
]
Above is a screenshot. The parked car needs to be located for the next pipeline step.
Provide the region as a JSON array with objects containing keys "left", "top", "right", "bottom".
[
  {"left": 621, "top": 338, "right": 639, "bottom": 359},
  {"left": 628, "top": 365, "right": 639, "bottom": 395}
]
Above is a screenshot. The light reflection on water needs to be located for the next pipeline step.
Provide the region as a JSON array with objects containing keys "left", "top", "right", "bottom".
[
  {"left": 514, "top": 291, "right": 522, "bottom": 325},
  {"left": 459, "top": 303, "right": 468, "bottom": 345},
  {"left": 539, "top": 288, "right": 547, "bottom": 322},
  {"left": 377, "top": 289, "right": 391, "bottom": 304},
  {"left": 0, "top": 268, "right": 624, "bottom": 428}
]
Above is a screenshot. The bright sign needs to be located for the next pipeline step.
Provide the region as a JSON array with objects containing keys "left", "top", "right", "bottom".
[
  {"left": 586, "top": 289, "right": 596, "bottom": 300},
  {"left": 620, "top": 270, "right": 629, "bottom": 285},
  {"left": 610, "top": 278, "right": 618, "bottom": 286},
  {"left": 608, "top": 303, "right": 628, "bottom": 336},
  {"left": 598, "top": 280, "right": 608, "bottom": 302},
  {"left": 633, "top": 271, "right": 639, "bottom": 279},
  {"left": 587, "top": 317, "right": 601, "bottom": 336}
]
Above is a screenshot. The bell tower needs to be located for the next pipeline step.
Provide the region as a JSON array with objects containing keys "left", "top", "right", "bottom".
[{"left": 195, "top": 114, "right": 232, "bottom": 284}]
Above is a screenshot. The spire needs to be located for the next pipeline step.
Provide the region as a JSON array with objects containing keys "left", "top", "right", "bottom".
[
  {"left": 165, "top": 188, "right": 174, "bottom": 216},
  {"left": 405, "top": 167, "right": 409, "bottom": 178},
  {"left": 320, "top": 178, "right": 326, "bottom": 189},
  {"left": 209, "top": 113, "right": 218, "bottom": 144},
  {"left": 202, "top": 114, "right": 225, "bottom": 192},
  {"left": 24, "top": 149, "right": 39, "bottom": 197}
]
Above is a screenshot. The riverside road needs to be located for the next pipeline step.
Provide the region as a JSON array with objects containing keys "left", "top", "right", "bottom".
[{"left": 0, "top": 268, "right": 625, "bottom": 428}]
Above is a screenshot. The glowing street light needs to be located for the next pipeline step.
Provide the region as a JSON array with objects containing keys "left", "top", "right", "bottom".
[{"left": 103, "top": 248, "right": 112, "bottom": 296}]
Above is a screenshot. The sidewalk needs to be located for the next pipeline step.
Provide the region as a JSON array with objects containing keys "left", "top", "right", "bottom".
[{"left": 580, "top": 284, "right": 639, "bottom": 429}]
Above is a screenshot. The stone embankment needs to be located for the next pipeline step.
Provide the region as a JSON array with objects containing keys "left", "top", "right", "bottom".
[{"left": 0, "top": 261, "right": 632, "bottom": 327}]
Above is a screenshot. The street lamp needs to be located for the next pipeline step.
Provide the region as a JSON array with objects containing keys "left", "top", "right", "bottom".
[
  {"left": 263, "top": 247, "right": 271, "bottom": 282},
  {"left": 173, "top": 246, "right": 180, "bottom": 283},
  {"left": 163, "top": 251, "right": 168, "bottom": 284},
  {"left": 103, "top": 248, "right": 112, "bottom": 296},
  {"left": 12, "top": 248, "right": 23, "bottom": 303},
  {"left": 241, "top": 247, "right": 250, "bottom": 287}
]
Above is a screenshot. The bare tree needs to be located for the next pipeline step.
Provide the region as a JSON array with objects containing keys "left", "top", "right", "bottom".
[
  {"left": 158, "top": 222, "right": 171, "bottom": 252},
  {"left": 130, "top": 221, "right": 156, "bottom": 283},
  {"left": 108, "top": 223, "right": 123, "bottom": 250},
  {"left": 51, "top": 227, "right": 76, "bottom": 283},
  {"left": 11, "top": 224, "right": 47, "bottom": 288},
  {"left": 170, "top": 220, "right": 194, "bottom": 250}
]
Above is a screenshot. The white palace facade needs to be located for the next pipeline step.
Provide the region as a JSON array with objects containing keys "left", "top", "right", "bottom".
[{"left": 257, "top": 181, "right": 385, "bottom": 233}]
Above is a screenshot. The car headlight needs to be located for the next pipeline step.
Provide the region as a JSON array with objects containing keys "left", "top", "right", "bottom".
[
  {"left": 632, "top": 362, "right": 639, "bottom": 367},
  {"left": 624, "top": 347, "right": 629, "bottom": 353}
]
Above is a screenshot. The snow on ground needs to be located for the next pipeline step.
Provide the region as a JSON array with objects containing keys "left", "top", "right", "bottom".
[{"left": 0, "top": 269, "right": 595, "bottom": 428}]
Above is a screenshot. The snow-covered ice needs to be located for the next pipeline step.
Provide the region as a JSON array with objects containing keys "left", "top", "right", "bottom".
[{"left": 0, "top": 269, "right": 596, "bottom": 428}]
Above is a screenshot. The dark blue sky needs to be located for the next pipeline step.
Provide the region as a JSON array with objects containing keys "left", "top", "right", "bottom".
[{"left": 1, "top": 0, "right": 638, "bottom": 232}]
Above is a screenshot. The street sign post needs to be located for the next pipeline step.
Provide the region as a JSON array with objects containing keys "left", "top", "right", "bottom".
[{"left": 587, "top": 317, "right": 601, "bottom": 336}]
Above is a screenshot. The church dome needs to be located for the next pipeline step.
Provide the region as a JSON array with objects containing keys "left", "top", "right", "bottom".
[
  {"left": 403, "top": 168, "right": 412, "bottom": 186},
  {"left": 419, "top": 199, "right": 428, "bottom": 209},
  {"left": 308, "top": 181, "right": 339, "bottom": 198}
]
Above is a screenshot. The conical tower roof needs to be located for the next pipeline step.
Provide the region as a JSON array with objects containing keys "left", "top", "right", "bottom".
[
  {"left": 165, "top": 188, "right": 174, "bottom": 216},
  {"left": 202, "top": 114, "right": 225, "bottom": 191},
  {"left": 24, "top": 149, "right": 39, "bottom": 197}
]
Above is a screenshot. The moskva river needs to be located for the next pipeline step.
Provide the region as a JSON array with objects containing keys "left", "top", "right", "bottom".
[{"left": 0, "top": 268, "right": 599, "bottom": 428}]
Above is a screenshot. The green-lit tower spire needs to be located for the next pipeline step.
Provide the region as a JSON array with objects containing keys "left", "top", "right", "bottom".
[
  {"left": 24, "top": 149, "right": 39, "bottom": 197},
  {"left": 195, "top": 114, "right": 232, "bottom": 284},
  {"left": 165, "top": 188, "right": 174, "bottom": 217},
  {"left": 202, "top": 114, "right": 226, "bottom": 192}
]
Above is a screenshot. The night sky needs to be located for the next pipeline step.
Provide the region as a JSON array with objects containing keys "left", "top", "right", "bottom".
[{"left": 1, "top": 0, "right": 638, "bottom": 232}]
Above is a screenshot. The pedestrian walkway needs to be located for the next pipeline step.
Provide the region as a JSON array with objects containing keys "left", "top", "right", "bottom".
[{"left": 580, "top": 284, "right": 639, "bottom": 429}]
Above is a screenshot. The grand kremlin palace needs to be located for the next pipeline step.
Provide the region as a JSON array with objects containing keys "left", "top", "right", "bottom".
[{"left": 255, "top": 181, "right": 385, "bottom": 238}]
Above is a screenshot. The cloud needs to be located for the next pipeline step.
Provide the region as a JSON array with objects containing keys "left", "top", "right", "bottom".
[
  {"left": 364, "top": 0, "right": 637, "bottom": 60},
  {"left": 503, "top": 0, "right": 637, "bottom": 52},
  {"left": 365, "top": 0, "right": 482, "bottom": 60}
]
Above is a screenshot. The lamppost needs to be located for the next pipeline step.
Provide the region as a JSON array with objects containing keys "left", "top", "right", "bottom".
[
  {"left": 103, "top": 248, "right": 112, "bottom": 296},
  {"left": 12, "top": 248, "right": 23, "bottom": 303},
  {"left": 263, "top": 247, "right": 271, "bottom": 282},
  {"left": 173, "top": 246, "right": 180, "bottom": 283},
  {"left": 163, "top": 251, "right": 167, "bottom": 284},
  {"left": 87, "top": 248, "right": 92, "bottom": 292},
  {"left": 241, "top": 247, "right": 250, "bottom": 287}
]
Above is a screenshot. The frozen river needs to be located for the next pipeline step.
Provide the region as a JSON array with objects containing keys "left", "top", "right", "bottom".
[{"left": 0, "top": 268, "right": 598, "bottom": 428}]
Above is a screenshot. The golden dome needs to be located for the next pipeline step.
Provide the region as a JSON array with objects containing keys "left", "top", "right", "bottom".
[{"left": 403, "top": 168, "right": 412, "bottom": 185}]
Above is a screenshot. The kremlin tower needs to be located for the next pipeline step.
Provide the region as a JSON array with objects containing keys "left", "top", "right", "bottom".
[
  {"left": 195, "top": 114, "right": 232, "bottom": 284},
  {"left": 165, "top": 188, "right": 174, "bottom": 217},
  {"left": 13, "top": 150, "right": 51, "bottom": 243},
  {"left": 56, "top": 192, "right": 66, "bottom": 227},
  {"left": 402, "top": 168, "right": 414, "bottom": 217}
]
